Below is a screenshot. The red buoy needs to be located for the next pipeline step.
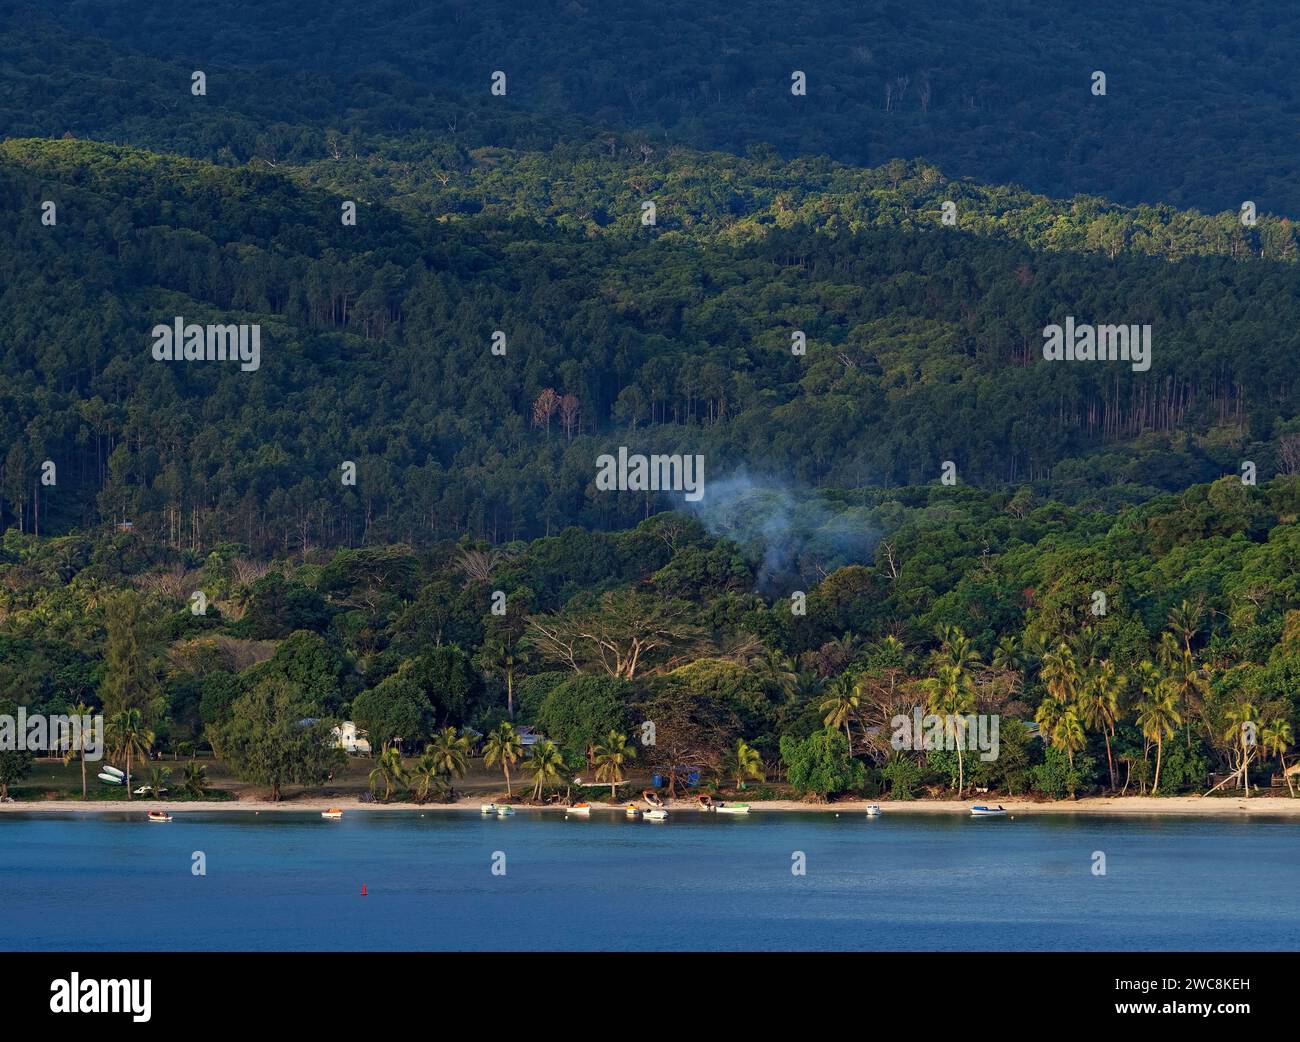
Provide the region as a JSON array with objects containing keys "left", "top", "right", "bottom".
[{"left": 361, "top": 883, "right": 367, "bottom": 896}]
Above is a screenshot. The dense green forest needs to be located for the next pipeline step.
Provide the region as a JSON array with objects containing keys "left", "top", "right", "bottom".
[
  {"left": 6, "top": 136, "right": 1300, "bottom": 551},
  {"left": 5, "top": 476, "right": 1300, "bottom": 799},
  {"left": 5, "top": 0, "right": 1300, "bottom": 803},
  {"left": 9, "top": 0, "right": 1300, "bottom": 215}
]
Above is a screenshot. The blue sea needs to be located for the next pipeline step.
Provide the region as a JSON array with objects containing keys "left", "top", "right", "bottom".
[{"left": 2, "top": 810, "right": 1297, "bottom": 951}]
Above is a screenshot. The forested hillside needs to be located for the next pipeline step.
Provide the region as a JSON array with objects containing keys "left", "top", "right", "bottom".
[
  {"left": 6, "top": 1, "right": 1300, "bottom": 805},
  {"left": 6, "top": 136, "right": 1300, "bottom": 551},
  {"left": 8, "top": 0, "right": 1300, "bottom": 215}
]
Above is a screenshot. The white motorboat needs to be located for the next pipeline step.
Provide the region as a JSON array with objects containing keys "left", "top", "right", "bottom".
[
  {"left": 495, "top": 805, "right": 514, "bottom": 817},
  {"left": 970, "top": 805, "right": 1007, "bottom": 817},
  {"left": 643, "top": 809, "right": 668, "bottom": 821},
  {"left": 864, "top": 805, "right": 881, "bottom": 817}
]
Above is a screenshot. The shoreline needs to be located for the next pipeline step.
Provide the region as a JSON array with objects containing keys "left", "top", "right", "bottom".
[{"left": 2, "top": 795, "right": 1298, "bottom": 817}]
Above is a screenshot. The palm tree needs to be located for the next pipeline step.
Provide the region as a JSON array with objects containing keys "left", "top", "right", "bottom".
[
  {"left": 61, "top": 701, "right": 95, "bottom": 800},
  {"left": 991, "top": 635, "right": 1023, "bottom": 675},
  {"left": 482, "top": 722, "right": 523, "bottom": 797},
  {"left": 1051, "top": 704, "right": 1086, "bottom": 771},
  {"left": 933, "top": 626, "right": 982, "bottom": 675},
  {"left": 1135, "top": 676, "right": 1181, "bottom": 795},
  {"left": 107, "top": 708, "right": 154, "bottom": 800},
  {"left": 180, "top": 761, "right": 208, "bottom": 798},
  {"left": 1040, "top": 644, "right": 1080, "bottom": 705},
  {"left": 1035, "top": 693, "right": 1068, "bottom": 749},
  {"left": 368, "top": 746, "right": 406, "bottom": 802},
  {"left": 792, "top": 669, "right": 824, "bottom": 704},
  {"left": 411, "top": 753, "right": 447, "bottom": 804},
  {"left": 751, "top": 649, "right": 798, "bottom": 701},
  {"left": 922, "top": 663, "right": 976, "bottom": 797},
  {"left": 592, "top": 730, "right": 636, "bottom": 799},
  {"left": 1261, "top": 719, "right": 1294, "bottom": 797},
  {"left": 477, "top": 638, "right": 528, "bottom": 721},
  {"left": 425, "top": 727, "right": 470, "bottom": 785},
  {"left": 723, "top": 738, "right": 765, "bottom": 790},
  {"left": 1223, "top": 701, "right": 1259, "bottom": 796},
  {"left": 1166, "top": 597, "right": 1204, "bottom": 657},
  {"left": 1070, "top": 626, "right": 1101, "bottom": 671},
  {"left": 1164, "top": 649, "right": 1210, "bottom": 748},
  {"left": 1078, "top": 660, "right": 1125, "bottom": 790},
  {"left": 820, "top": 674, "right": 861, "bottom": 749},
  {"left": 526, "top": 740, "right": 566, "bottom": 800},
  {"left": 146, "top": 766, "right": 171, "bottom": 799}
]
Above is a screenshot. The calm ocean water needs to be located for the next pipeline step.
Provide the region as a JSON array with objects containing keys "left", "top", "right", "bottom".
[{"left": 2, "top": 810, "right": 1296, "bottom": 951}]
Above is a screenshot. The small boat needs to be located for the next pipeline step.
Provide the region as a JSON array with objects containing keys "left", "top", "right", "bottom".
[
  {"left": 102, "top": 765, "right": 125, "bottom": 779},
  {"left": 321, "top": 808, "right": 344, "bottom": 820},
  {"left": 643, "top": 809, "right": 668, "bottom": 821},
  {"left": 97, "top": 772, "right": 123, "bottom": 786},
  {"left": 625, "top": 804, "right": 641, "bottom": 819},
  {"left": 696, "top": 794, "right": 716, "bottom": 811},
  {"left": 971, "top": 805, "right": 1006, "bottom": 817},
  {"left": 715, "top": 803, "right": 750, "bottom": 814},
  {"left": 865, "top": 805, "right": 882, "bottom": 817},
  {"left": 566, "top": 802, "right": 592, "bottom": 816},
  {"left": 495, "top": 805, "right": 514, "bottom": 817},
  {"left": 146, "top": 811, "right": 172, "bottom": 823},
  {"left": 480, "top": 803, "right": 497, "bottom": 815},
  {"left": 641, "top": 788, "right": 665, "bottom": 809}
]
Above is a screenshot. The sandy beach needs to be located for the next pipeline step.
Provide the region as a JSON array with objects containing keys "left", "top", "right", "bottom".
[{"left": 3, "top": 794, "right": 1299, "bottom": 816}]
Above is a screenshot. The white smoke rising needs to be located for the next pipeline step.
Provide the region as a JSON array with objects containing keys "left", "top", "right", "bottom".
[{"left": 686, "top": 471, "right": 879, "bottom": 593}]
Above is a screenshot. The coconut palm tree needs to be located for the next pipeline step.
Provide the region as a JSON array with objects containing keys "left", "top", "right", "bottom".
[
  {"left": 482, "top": 722, "right": 523, "bottom": 797},
  {"left": 526, "top": 740, "right": 566, "bottom": 800},
  {"left": 411, "top": 752, "right": 447, "bottom": 804},
  {"left": 180, "top": 761, "right": 208, "bottom": 798},
  {"left": 792, "top": 669, "right": 824, "bottom": 704},
  {"left": 1223, "top": 701, "right": 1260, "bottom": 796},
  {"left": 592, "top": 730, "right": 636, "bottom": 799},
  {"left": 1070, "top": 626, "right": 1101, "bottom": 671},
  {"left": 368, "top": 746, "right": 406, "bottom": 802},
  {"left": 933, "top": 626, "right": 982, "bottom": 675},
  {"left": 61, "top": 701, "right": 95, "bottom": 800},
  {"left": 1079, "top": 660, "right": 1125, "bottom": 790},
  {"left": 991, "top": 635, "right": 1023, "bottom": 675},
  {"left": 425, "top": 727, "right": 470, "bottom": 783},
  {"left": 1166, "top": 597, "right": 1204, "bottom": 657},
  {"left": 820, "top": 674, "right": 861, "bottom": 749},
  {"left": 477, "top": 638, "right": 528, "bottom": 721},
  {"left": 1035, "top": 693, "right": 1068, "bottom": 749},
  {"left": 107, "top": 708, "right": 154, "bottom": 800},
  {"left": 1261, "top": 719, "right": 1294, "bottom": 797},
  {"left": 751, "top": 649, "right": 798, "bottom": 701},
  {"left": 1164, "top": 649, "right": 1210, "bottom": 748},
  {"left": 1040, "top": 644, "right": 1081, "bottom": 705},
  {"left": 146, "top": 766, "right": 171, "bottom": 799},
  {"left": 1135, "top": 678, "right": 1182, "bottom": 795},
  {"left": 723, "top": 738, "right": 765, "bottom": 790},
  {"left": 921, "top": 663, "right": 976, "bottom": 797},
  {"left": 1051, "top": 704, "right": 1087, "bottom": 771}
]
